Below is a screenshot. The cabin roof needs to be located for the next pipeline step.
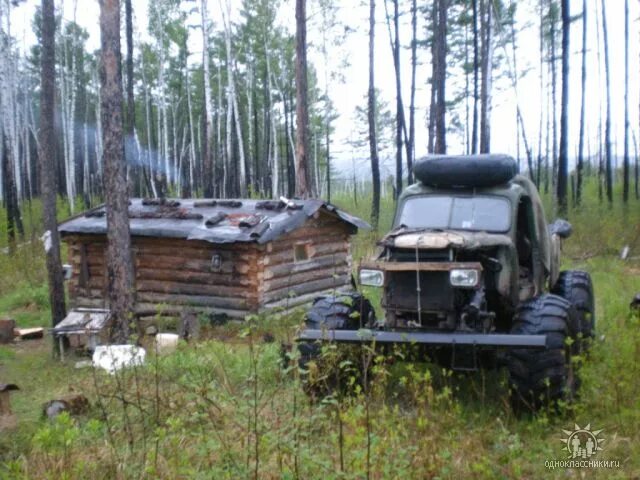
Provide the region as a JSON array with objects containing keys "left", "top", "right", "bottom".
[{"left": 59, "top": 198, "right": 369, "bottom": 244}]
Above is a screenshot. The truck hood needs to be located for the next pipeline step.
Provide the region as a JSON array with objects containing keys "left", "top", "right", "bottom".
[{"left": 381, "top": 227, "right": 514, "bottom": 250}]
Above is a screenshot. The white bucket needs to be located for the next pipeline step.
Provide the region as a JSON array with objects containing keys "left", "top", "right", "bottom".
[
  {"left": 155, "top": 333, "right": 179, "bottom": 355},
  {"left": 93, "top": 345, "right": 146, "bottom": 374}
]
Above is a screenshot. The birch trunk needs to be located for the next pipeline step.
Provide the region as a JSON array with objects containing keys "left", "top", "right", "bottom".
[
  {"left": 479, "top": 0, "right": 492, "bottom": 153},
  {"left": 265, "top": 43, "right": 278, "bottom": 197},
  {"left": 601, "top": 0, "right": 612, "bottom": 203},
  {"left": 622, "top": 0, "right": 630, "bottom": 202},
  {"left": 200, "top": 0, "right": 214, "bottom": 197},
  {"left": 576, "top": 0, "right": 587, "bottom": 204},
  {"left": 185, "top": 65, "right": 196, "bottom": 196},
  {"left": 221, "top": 0, "right": 246, "bottom": 196}
]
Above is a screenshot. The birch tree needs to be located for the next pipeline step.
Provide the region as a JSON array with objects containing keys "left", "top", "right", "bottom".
[
  {"left": 221, "top": 0, "right": 246, "bottom": 196},
  {"left": 201, "top": 0, "right": 214, "bottom": 197},
  {"left": 0, "top": 0, "right": 24, "bottom": 240},
  {"left": 601, "top": 0, "right": 612, "bottom": 203},
  {"left": 369, "top": 0, "right": 380, "bottom": 229}
]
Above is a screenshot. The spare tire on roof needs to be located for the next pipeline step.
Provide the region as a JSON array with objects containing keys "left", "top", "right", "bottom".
[{"left": 413, "top": 154, "right": 518, "bottom": 188}]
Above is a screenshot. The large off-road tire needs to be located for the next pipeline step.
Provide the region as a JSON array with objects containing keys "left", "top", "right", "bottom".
[
  {"left": 552, "top": 270, "right": 595, "bottom": 352},
  {"left": 506, "top": 294, "right": 580, "bottom": 412},
  {"left": 413, "top": 154, "right": 517, "bottom": 188},
  {"left": 298, "top": 293, "right": 375, "bottom": 398},
  {"left": 305, "top": 293, "right": 376, "bottom": 330}
]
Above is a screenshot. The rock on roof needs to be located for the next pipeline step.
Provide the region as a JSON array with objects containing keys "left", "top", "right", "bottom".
[{"left": 58, "top": 198, "right": 370, "bottom": 244}]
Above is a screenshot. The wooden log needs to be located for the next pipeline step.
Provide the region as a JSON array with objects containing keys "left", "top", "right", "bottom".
[
  {"left": 0, "top": 319, "right": 16, "bottom": 344},
  {"left": 264, "top": 242, "right": 348, "bottom": 266},
  {"left": 260, "top": 285, "right": 353, "bottom": 312},
  {"left": 137, "top": 280, "right": 252, "bottom": 299},
  {"left": 263, "top": 254, "right": 349, "bottom": 279},
  {"left": 13, "top": 328, "right": 44, "bottom": 340},
  {"left": 267, "top": 238, "right": 349, "bottom": 257},
  {"left": 137, "top": 292, "right": 250, "bottom": 310},
  {"left": 262, "top": 274, "right": 351, "bottom": 304},
  {"left": 133, "top": 236, "right": 259, "bottom": 251},
  {"left": 359, "top": 260, "right": 483, "bottom": 272},
  {"left": 263, "top": 264, "right": 351, "bottom": 292},
  {"left": 272, "top": 227, "right": 350, "bottom": 244},
  {"left": 136, "top": 268, "right": 253, "bottom": 287},
  {"left": 135, "top": 303, "right": 249, "bottom": 319},
  {"left": 134, "top": 255, "right": 257, "bottom": 275}
]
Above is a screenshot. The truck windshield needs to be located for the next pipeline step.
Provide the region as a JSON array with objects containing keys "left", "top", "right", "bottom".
[{"left": 396, "top": 195, "right": 511, "bottom": 233}]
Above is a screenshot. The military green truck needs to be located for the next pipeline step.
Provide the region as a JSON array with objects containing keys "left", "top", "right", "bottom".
[{"left": 298, "top": 154, "right": 595, "bottom": 410}]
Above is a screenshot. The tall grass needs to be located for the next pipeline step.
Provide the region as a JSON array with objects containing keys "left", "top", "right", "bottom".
[{"left": 1, "top": 180, "right": 639, "bottom": 478}]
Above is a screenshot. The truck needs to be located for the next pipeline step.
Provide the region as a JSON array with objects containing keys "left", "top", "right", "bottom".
[{"left": 298, "top": 154, "right": 595, "bottom": 411}]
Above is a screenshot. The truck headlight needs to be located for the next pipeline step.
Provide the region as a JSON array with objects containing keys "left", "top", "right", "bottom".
[
  {"left": 450, "top": 269, "right": 479, "bottom": 288},
  {"left": 360, "top": 269, "right": 384, "bottom": 287}
]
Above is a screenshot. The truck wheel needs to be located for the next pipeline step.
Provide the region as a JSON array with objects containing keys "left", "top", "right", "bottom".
[
  {"left": 298, "top": 293, "right": 376, "bottom": 397},
  {"left": 552, "top": 270, "right": 595, "bottom": 352},
  {"left": 305, "top": 293, "right": 376, "bottom": 330},
  {"left": 506, "top": 294, "right": 580, "bottom": 412}
]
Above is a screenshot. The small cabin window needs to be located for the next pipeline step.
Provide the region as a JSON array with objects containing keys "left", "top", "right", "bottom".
[
  {"left": 211, "top": 253, "right": 223, "bottom": 272},
  {"left": 294, "top": 243, "right": 310, "bottom": 263}
]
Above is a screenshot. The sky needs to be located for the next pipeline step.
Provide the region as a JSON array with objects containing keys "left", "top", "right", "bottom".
[{"left": 8, "top": 0, "right": 640, "bottom": 181}]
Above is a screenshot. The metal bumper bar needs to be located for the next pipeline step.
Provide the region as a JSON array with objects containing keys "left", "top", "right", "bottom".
[{"left": 298, "top": 329, "right": 547, "bottom": 348}]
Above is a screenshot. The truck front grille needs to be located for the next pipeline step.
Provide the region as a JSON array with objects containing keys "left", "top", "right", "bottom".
[{"left": 385, "top": 271, "right": 454, "bottom": 312}]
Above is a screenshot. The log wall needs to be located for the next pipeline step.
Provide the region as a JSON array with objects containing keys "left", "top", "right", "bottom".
[
  {"left": 63, "top": 212, "right": 354, "bottom": 318},
  {"left": 65, "top": 235, "right": 261, "bottom": 318},
  {"left": 258, "top": 212, "right": 353, "bottom": 311}
]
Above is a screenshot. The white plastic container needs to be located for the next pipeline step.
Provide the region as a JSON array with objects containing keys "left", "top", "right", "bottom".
[
  {"left": 92, "top": 345, "right": 146, "bottom": 374},
  {"left": 155, "top": 333, "right": 179, "bottom": 355}
]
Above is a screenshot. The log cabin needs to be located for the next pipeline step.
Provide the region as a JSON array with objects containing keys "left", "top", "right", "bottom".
[{"left": 58, "top": 198, "right": 368, "bottom": 320}]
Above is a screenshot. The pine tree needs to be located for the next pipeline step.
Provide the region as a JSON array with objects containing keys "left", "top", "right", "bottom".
[{"left": 99, "top": 0, "right": 135, "bottom": 342}]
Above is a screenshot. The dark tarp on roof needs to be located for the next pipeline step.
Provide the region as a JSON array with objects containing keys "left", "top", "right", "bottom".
[{"left": 59, "top": 198, "right": 370, "bottom": 245}]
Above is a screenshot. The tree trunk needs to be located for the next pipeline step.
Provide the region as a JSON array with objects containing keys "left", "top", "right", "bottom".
[
  {"left": 479, "top": 0, "right": 492, "bottom": 153},
  {"left": 221, "top": 1, "right": 246, "bottom": 196},
  {"left": 576, "top": 0, "right": 587, "bottom": 205},
  {"left": 408, "top": 0, "right": 417, "bottom": 183},
  {"left": 550, "top": 2, "right": 558, "bottom": 198},
  {"left": 557, "top": 0, "right": 570, "bottom": 214},
  {"left": 471, "top": 0, "right": 479, "bottom": 154},
  {"left": 434, "top": 0, "right": 447, "bottom": 154},
  {"left": 295, "top": 0, "right": 312, "bottom": 198},
  {"left": 200, "top": 0, "right": 214, "bottom": 197},
  {"left": 536, "top": 0, "right": 544, "bottom": 188},
  {"left": 392, "top": 0, "right": 403, "bottom": 197},
  {"left": 623, "top": 0, "right": 629, "bottom": 203},
  {"left": 0, "top": 6, "right": 24, "bottom": 243},
  {"left": 125, "top": 0, "right": 136, "bottom": 195},
  {"left": 185, "top": 65, "right": 196, "bottom": 197},
  {"left": 634, "top": 131, "right": 638, "bottom": 199},
  {"left": 369, "top": 0, "right": 381, "bottom": 230},
  {"left": 99, "top": 0, "right": 135, "bottom": 343},
  {"left": 500, "top": 2, "right": 534, "bottom": 180},
  {"left": 601, "top": 0, "right": 612, "bottom": 203}
]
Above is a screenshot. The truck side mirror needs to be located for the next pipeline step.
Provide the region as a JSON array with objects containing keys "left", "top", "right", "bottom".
[{"left": 549, "top": 219, "right": 572, "bottom": 239}]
